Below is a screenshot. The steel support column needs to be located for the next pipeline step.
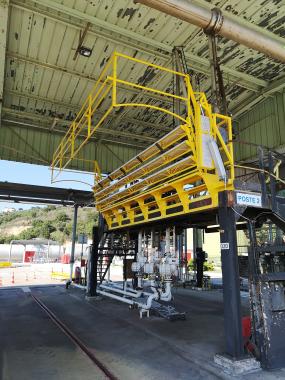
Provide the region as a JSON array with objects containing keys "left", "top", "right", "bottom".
[
  {"left": 69, "top": 204, "right": 79, "bottom": 282},
  {"left": 218, "top": 191, "right": 244, "bottom": 358},
  {"left": 87, "top": 225, "right": 99, "bottom": 297},
  {"left": 193, "top": 228, "right": 203, "bottom": 258}
]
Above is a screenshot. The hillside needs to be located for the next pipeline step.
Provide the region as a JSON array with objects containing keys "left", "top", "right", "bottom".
[{"left": 0, "top": 205, "right": 98, "bottom": 244}]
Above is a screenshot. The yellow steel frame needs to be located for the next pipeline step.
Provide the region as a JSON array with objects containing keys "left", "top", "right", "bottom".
[{"left": 51, "top": 51, "right": 235, "bottom": 229}]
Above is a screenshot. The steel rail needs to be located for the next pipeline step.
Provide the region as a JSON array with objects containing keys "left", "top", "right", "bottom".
[{"left": 30, "top": 293, "right": 118, "bottom": 380}]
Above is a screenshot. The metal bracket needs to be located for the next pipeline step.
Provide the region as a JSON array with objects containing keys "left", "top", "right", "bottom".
[{"left": 204, "top": 8, "right": 224, "bottom": 35}]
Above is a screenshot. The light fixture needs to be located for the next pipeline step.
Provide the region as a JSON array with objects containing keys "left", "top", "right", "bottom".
[{"left": 78, "top": 46, "right": 92, "bottom": 57}]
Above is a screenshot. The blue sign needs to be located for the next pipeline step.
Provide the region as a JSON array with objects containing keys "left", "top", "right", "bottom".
[{"left": 236, "top": 192, "right": 262, "bottom": 207}]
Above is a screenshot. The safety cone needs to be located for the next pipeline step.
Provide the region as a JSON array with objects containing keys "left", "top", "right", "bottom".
[{"left": 11, "top": 272, "right": 15, "bottom": 284}]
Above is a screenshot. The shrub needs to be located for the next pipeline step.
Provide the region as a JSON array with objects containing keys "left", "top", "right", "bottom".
[{"left": 187, "top": 258, "right": 215, "bottom": 271}]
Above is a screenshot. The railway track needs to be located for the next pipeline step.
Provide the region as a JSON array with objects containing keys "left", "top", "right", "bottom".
[{"left": 30, "top": 293, "right": 118, "bottom": 380}]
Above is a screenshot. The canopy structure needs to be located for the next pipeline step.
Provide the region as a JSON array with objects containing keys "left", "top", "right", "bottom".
[
  {"left": 0, "top": 181, "right": 94, "bottom": 206},
  {"left": 10, "top": 239, "right": 60, "bottom": 246}
]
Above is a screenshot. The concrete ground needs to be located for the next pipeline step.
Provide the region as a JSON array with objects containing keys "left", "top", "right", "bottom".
[{"left": 1, "top": 285, "right": 285, "bottom": 380}]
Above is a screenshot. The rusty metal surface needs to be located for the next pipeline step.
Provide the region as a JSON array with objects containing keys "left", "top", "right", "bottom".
[{"left": 1, "top": 0, "right": 285, "bottom": 171}]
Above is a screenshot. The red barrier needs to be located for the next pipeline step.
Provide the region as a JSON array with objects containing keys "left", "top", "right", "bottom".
[
  {"left": 61, "top": 254, "right": 70, "bottom": 264},
  {"left": 242, "top": 316, "right": 251, "bottom": 339},
  {"left": 24, "top": 251, "right": 35, "bottom": 263}
]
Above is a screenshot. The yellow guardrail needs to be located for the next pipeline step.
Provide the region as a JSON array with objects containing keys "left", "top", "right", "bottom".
[{"left": 50, "top": 51, "right": 197, "bottom": 182}]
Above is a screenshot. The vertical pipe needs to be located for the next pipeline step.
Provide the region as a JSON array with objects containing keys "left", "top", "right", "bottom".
[
  {"left": 137, "top": 230, "right": 143, "bottom": 288},
  {"left": 218, "top": 191, "right": 244, "bottom": 358},
  {"left": 173, "top": 226, "right": 176, "bottom": 254},
  {"left": 138, "top": 230, "right": 142, "bottom": 256},
  {"left": 268, "top": 152, "right": 276, "bottom": 211},
  {"left": 165, "top": 227, "right": 170, "bottom": 253},
  {"left": 69, "top": 204, "right": 79, "bottom": 282},
  {"left": 207, "top": 34, "right": 219, "bottom": 113},
  {"left": 258, "top": 146, "right": 267, "bottom": 207}
]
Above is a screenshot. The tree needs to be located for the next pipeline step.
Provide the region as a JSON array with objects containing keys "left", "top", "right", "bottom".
[{"left": 55, "top": 212, "right": 70, "bottom": 223}]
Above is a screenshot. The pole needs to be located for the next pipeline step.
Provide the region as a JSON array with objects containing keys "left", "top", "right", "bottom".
[
  {"left": 135, "top": 0, "right": 285, "bottom": 63},
  {"left": 47, "top": 239, "right": 50, "bottom": 262},
  {"left": 9, "top": 241, "right": 13, "bottom": 262},
  {"left": 81, "top": 241, "right": 84, "bottom": 261},
  {"left": 218, "top": 191, "right": 244, "bottom": 358},
  {"left": 69, "top": 204, "right": 79, "bottom": 282}
]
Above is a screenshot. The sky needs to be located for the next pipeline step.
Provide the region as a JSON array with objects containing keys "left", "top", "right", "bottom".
[{"left": 0, "top": 160, "right": 94, "bottom": 211}]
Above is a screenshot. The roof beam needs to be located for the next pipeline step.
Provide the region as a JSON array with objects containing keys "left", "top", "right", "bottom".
[
  {"left": 10, "top": 0, "right": 267, "bottom": 92},
  {"left": 0, "top": 0, "right": 9, "bottom": 125},
  {"left": 7, "top": 51, "right": 173, "bottom": 106},
  {"left": 1, "top": 118, "right": 147, "bottom": 151},
  {"left": 2, "top": 107, "right": 156, "bottom": 144},
  {"left": 5, "top": 88, "right": 172, "bottom": 133},
  {"left": 232, "top": 74, "right": 285, "bottom": 118}
]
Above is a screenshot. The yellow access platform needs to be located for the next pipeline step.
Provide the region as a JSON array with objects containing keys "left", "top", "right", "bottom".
[{"left": 51, "top": 52, "right": 234, "bottom": 230}]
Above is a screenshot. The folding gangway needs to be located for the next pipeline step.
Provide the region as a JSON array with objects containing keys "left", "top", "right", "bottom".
[{"left": 51, "top": 52, "right": 234, "bottom": 230}]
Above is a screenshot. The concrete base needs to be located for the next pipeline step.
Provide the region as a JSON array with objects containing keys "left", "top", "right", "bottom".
[{"left": 214, "top": 353, "right": 261, "bottom": 376}]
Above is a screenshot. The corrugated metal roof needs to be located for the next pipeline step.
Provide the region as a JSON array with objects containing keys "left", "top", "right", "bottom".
[
  {"left": 234, "top": 88, "right": 285, "bottom": 162},
  {"left": 1, "top": 0, "right": 285, "bottom": 172}
]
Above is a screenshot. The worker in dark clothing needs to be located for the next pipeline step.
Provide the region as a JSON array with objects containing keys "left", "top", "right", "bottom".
[{"left": 196, "top": 247, "right": 207, "bottom": 288}]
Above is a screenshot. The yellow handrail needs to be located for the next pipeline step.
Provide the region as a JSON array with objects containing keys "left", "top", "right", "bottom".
[{"left": 51, "top": 51, "right": 194, "bottom": 183}]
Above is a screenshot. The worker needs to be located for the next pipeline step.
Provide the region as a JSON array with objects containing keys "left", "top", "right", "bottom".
[{"left": 196, "top": 247, "right": 207, "bottom": 288}]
